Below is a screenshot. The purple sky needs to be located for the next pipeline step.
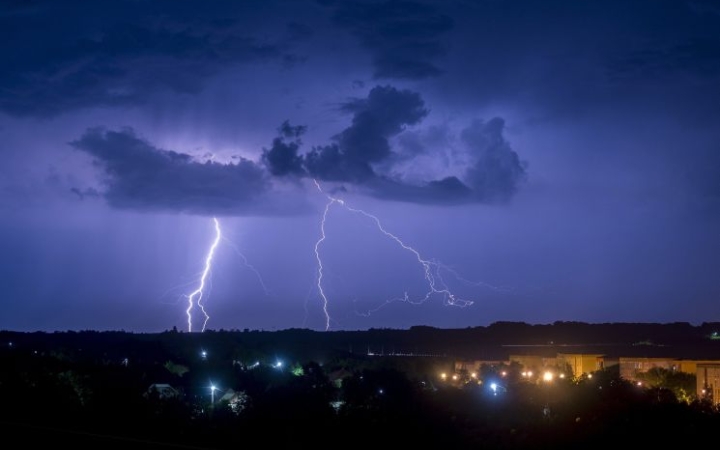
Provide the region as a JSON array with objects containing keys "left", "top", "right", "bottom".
[{"left": 2, "top": 0, "right": 720, "bottom": 332}]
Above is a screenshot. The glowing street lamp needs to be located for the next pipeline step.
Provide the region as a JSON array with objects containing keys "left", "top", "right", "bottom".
[{"left": 210, "top": 384, "right": 218, "bottom": 404}]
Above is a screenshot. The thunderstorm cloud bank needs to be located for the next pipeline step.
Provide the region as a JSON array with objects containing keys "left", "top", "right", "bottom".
[
  {"left": 73, "top": 86, "right": 527, "bottom": 216},
  {"left": 2, "top": 0, "right": 530, "bottom": 217}
]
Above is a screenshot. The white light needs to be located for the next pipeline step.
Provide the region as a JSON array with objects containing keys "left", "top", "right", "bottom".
[
  {"left": 186, "top": 218, "right": 222, "bottom": 332},
  {"left": 490, "top": 383, "right": 498, "bottom": 392},
  {"left": 210, "top": 384, "right": 217, "bottom": 404}
]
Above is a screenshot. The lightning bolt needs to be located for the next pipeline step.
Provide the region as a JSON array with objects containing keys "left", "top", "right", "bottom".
[
  {"left": 221, "top": 236, "right": 271, "bottom": 297},
  {"left": 314, "top": 193, "right": 338, "bottom": 331},
  {"left": 186, "top": 217, "right": 222, "bottom": 332},
  {"left": 313, "top": 179, "right": 474, "bottom": 330}
]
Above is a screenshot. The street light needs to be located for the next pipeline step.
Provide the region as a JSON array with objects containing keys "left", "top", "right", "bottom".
[
  {"left": 210, "top": 384, "right": 218, "bottom": 404},
  {"left": 541, "top": 372, "right": 553, "bottom": 415}
]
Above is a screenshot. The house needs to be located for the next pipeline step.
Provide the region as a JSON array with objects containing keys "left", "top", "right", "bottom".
[
  {"left": 218, "top": 388, "right": 249, "bottom": 414},
  {"left": 697, "top": 363, "right": 720, "bottom": 405},
  {"left": 146, "top": 383, "right": 180, "bottom": 400}
]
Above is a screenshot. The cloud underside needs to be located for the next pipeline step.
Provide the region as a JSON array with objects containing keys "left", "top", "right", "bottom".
[
  {"left": 264, "top": 85, "right": 528, "bottom": 205},
  {"left": 70, "top": 85, "right": 526, "bottom": 216},
  {"left": 0, "top": 5, "right": 291, "bottom": 117},
  {"left": 70, "top": 128, "right": 303, "bottom": 216},
  {"left": 329, "top": 0, "right": 454, "bottom": 80}
]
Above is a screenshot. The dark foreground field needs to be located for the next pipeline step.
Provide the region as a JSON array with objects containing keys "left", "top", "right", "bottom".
[{"left": 3, "top": 323, "right": 720, "bottom": 448}]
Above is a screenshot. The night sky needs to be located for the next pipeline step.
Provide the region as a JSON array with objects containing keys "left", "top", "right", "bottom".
[{"left": 2, "top": 0, "right": 719, "bottom": 332}]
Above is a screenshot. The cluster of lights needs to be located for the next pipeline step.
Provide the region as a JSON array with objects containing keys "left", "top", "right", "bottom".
[{"left": 439, "top": 369, "right": 568, "bottom": 386}]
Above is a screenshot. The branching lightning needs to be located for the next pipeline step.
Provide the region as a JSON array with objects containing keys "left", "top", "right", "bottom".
[
  {"left": 313, "top": 179, "right": 476, "bottom": 330},
  {"left": 178, "top": 217, "right": 270, "bottom": 332},
  {"left": 186, "top": 217, "right": 222, "bottom": 333},
  {"left": 221, "top": 236, "right": 271, "bottom": 297}
]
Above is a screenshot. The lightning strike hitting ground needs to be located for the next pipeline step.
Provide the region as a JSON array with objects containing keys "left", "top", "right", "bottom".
[
  {"left": 186, "top": 217, "right": 222, "bottom": 332},
  {"left": 313, "top": 179, "right": 474, "bottom": 330},
  {"left": 314, "top": 194, "right": 338, "bottom": 331}
]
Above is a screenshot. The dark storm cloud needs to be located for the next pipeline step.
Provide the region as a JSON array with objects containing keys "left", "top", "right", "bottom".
[
  {"left": 65, "top": 75, "right": 527, "bottom": 212},
  {"left": 395, "top": 124, "right": 453, "bottom": 162},
  {"left": 606, "top": 38, "right": 720, "bottom": 83},
  {"left": 461, "top": 118, "right": 527, "bottom": 203},
  {"left": 364, "top": 176, "right": 472, "bottom": 204},
  {"left": 358, "top": 118, "right": 526, "bottom": 205},
  {"left": 306, "top": 85, "right": 428, "bottom": 182},
  {"left": 301, "top": 85, "right": 526, "bottom": 204},
  {"left": 327, "top": 0, "right": 453, "bottom": 79},
  {"left": 261, "top": 121, "right": 308, "bottom": 177},
  {"left": 0, "top": 1, "right": 293, "bottom": 116},
  {"left": 70, "top": 127, "right": 276, "bottom": 216}
]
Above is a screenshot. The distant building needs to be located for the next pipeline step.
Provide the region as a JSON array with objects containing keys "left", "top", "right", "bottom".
[
  {"left": 557, "top": 353, "right": 609, "bottom": 377},
  {"left": 454, "top": 352, "right": 720, "bottom": 402},
  {"left": 618, "top": 357, "right": 679, "bottom": 381},
  {"left": 697, "top": 363, "right": 720, "bottom": 405},
  {"left": 219, "top": 388, "right": 249, "bottom": 414},
  {"left": 454, "top": 360, "right": 505, "bottom": 374},
  {"left": 678, "top": 360, "right": 720, "bottom": 375},
  {"left": 509, "top": 354, "right": 559, "bottom": 373}
]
